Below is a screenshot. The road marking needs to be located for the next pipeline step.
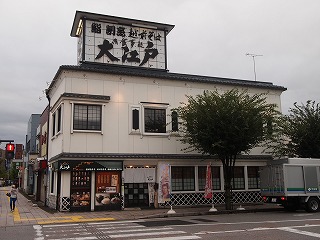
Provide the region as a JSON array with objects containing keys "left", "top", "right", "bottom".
[
  {"left": 136, "top": 236, "right": 201, "bottom": 240},
  {"left": 34, "top": 221, "right": 198, "bottom": 240},
  {"left": 280, "top": 227, "right": 320, "bottom": 238},
  {"left": 101, "top": 227, "right": 172, "bottom": 234},
  {"left": 49, "top": 237, "right": 97, "bottom": 240},
  {"left": 37, "top": 216, "right": 115, "bottom": 224},
  {"left": 293, "top": 213, "right": 314, "bottom": 217},
  {"left": 195, "top": 223, "right": 320, "bottom": 237},
  {"left": 178, "top": 218, "right": 320, "bottom": 228},
  {"left": 17, "top": 215, "right": 115, "bottom": 224},
  {"left": 109, "top": 230, "right": 187, "bottom": 238}
]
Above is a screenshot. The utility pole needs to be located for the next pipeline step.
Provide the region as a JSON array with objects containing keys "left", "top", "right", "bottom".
[{"left": 246, "top": 53, "right": 263, "bottom": 81}]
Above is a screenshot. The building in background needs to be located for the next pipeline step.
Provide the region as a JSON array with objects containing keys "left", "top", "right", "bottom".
[
  {"left": 33, "top": 106, "right": 49, "bottom": 203},
  {"left": 24, "top": 114, "right": 40, "bottom": 195},
  {"left": 45, "top": 11, "right": 286, "bottom": 212}
]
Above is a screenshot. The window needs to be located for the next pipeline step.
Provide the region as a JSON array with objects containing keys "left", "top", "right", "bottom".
[
  {"left": 232, "top": 166, "right": 245, "bottom": 190},
  {"left": 50, "top": 171, "right": 55, "bottom": 194},
  {"left": 198, "top": 166, "right": 221, "bottom": 191},
  {"left": 73, "top": 104, "right": 102, "bottom": 131},
  {"left": 52, "top": 106, "right": 62, "bottom": 137},
  {"left": 52, "top": 113, "right": 56, "bottom": 136},
  {"left": 57, "top": 107, "right": 62, "bottom": 133},
  {"left": 171, "top": 166, "right": 195, "bottom": 191},
  {"left": 248, "top": 166, "right": 260, "bottom": 189},
  {"left": 172, "top": 111, "right": 178, "bottom": 132},
  {"left": 132, "top": 108, "right": 139, "bottom": 130},
  {"left": 144, "top": 108, "right": 166, "bottom": 133}
]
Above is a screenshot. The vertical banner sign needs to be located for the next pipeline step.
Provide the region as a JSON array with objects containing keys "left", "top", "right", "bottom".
[
  {"left": 158, "top": 163, "right": 171, "bottom": 203},
  {"left": 204, "top": 164, "right": 213, "bottom": 199}
]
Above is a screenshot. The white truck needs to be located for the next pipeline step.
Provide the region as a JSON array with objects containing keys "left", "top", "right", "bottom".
[{"left": 260, "top": 158, "right": 320, "bottom": 212}]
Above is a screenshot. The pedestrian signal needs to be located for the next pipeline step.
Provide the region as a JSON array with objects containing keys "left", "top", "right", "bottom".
[{"left": 5, "top": 143, "right": 15, "bottom": 160}]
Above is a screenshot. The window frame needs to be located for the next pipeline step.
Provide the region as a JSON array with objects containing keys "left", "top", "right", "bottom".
[
  {"left": 198, "top": 166, "right": 221, "bottom": 191},
  {"left": 232, "top": 166, "right": 245, "bottom": 190},
  {"left": 51, "top": 104, "right": 63, "bottom": 138},
  {"left": 57, "top": 106, "right": 62, "bottom": 133},
  {"left": 50, "top": 170, "right": 55, "bottom": 194},
  {"left": 171, "top": 166, "right": 195, "bottom": 192},
  {"left": 247, "top": 166, "right": 260, "bottom": 189},
  {"left": 141, "top": 103, "right": 170, "bottom": 136},
  {"left": 52, "top": 113, "right": 56, "bottom": 137},
  {"left": 129, "top": 105, "right": 141, "bottom": 134},
  {"left": 171, "top": 110, "right": 179, "bottom": 132},
  {"left": 71, "top": 102, "right": 103, "bottom": 133}
]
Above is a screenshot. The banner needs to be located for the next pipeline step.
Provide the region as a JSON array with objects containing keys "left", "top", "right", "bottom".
[
  {"left": 204, "top": 164, "right": 213, "bottom": 199},
  {"left": 158, "top": 164, "right": 171, "bottom": 203}
]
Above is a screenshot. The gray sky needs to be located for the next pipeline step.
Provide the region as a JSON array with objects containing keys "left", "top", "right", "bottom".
[{"left": 1, "top": 0, "right": 320, "bottom": 146}]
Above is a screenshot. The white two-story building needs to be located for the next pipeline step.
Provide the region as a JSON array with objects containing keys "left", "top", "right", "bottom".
[{"left": 46, "top": 11, "right": 286, "bottom": 211}]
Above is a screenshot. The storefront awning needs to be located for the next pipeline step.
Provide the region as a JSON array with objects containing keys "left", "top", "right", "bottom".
[{"left": 58, "top": 160, "right": 123, "bottom": 171}]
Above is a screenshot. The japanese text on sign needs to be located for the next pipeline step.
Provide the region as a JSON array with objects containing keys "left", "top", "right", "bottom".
[{"left": 83, "top": 20, "right": 166, "bottom": 69}]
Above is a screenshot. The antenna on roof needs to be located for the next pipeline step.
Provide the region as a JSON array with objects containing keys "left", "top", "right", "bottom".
[{"left": 246, "top": 53, "right": 263, "bottom": 81}]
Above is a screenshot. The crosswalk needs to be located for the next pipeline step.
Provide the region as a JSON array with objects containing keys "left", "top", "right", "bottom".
[{"left": 33, "top": 220, "right": 201, "bottom": 240}]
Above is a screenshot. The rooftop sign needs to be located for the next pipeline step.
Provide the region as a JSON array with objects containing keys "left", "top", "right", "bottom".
[{"left": 71, "top": 11, "right": 174, "bottom": 70}]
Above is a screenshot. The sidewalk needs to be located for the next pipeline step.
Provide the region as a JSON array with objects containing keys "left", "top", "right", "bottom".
[{"left": 0, "top": 186, "right": 283, "bottom": 227}]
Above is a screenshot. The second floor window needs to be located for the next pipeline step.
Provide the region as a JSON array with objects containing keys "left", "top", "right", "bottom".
[
  {"left": 144, "top": 108, "right": 166, "bottom": 133},
  {"left": 73, "top": 104, "right": 102, "bottom": 131}
]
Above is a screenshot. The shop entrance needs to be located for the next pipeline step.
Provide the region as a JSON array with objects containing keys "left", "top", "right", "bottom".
[{"left": 124, "top": 183, "right": 149, "bottom": 208}]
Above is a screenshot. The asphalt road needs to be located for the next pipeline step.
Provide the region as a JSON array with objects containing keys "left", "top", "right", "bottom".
[{"left": 1, "top": 211, "right": 320, "bottom": 240}]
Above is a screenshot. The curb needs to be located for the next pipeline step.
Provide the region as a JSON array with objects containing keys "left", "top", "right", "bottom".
[{"left": 139, "top": 206, "right": 284, "bottom": 220}]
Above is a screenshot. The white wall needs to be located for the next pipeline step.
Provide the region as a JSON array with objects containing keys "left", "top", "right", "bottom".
[{"left": 48, "top": 70, "right": 284, "bottom": 158}]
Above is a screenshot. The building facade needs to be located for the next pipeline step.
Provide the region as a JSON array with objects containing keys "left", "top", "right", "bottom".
[
  {"left": 23, "top": 114, "right": 40, "bottom": 195},
  {"left": 33, "top": 106, "right": 49, "bottom": 203},
  {"left": 45, "top": 11, "right": 286, "bottom": 211}
]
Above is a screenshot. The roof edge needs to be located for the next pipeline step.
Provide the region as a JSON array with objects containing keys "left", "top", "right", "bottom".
[
  {"left": 71, "top": 10, "right": 175, "bottom": 37},
  {"left": 47, "top": 64, "right": 286, "bottom": 95}
]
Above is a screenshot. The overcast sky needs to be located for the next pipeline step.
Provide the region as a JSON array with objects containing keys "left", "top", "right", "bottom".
[{"left": 1, "top": 0, "right": 319, "bottom": 146}]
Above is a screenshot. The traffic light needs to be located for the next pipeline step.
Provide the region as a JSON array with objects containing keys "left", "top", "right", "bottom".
[{"left": 5, "top": 143, "right": 15, "bottom": 160}]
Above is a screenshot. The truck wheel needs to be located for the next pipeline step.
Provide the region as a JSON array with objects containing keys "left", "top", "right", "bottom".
[{"left": 306, "top": 197, "right": 320, "bottom": 212}]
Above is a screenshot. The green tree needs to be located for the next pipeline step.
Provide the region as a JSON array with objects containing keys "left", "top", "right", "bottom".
[
  {"left": 176, "top": 89, "right": 279, "bottom": 210},
  {"left": 9, "top": 162, "right": 19, "bottom": 180},
  {"left": 0, "top": 158, "right": 7, "bottom": 179},
  {"left": 269, "top": 100, "right": 320, "bottom": 158}
]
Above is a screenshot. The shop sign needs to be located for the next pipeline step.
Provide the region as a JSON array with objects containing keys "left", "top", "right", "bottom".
[
  {"left": 105, "top": 187, "right": 117, "bottom": 193},
  {"left": 58, "top": 160, "right": 123, "bottom": 171},
  {"left": 80, "top": 20, "right": 166, "bottom": 69}
]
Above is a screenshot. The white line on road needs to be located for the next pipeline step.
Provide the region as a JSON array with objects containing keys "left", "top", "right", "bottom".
[
  {"left": 195, "top": 223, "right": 320, "bottom": 238},
  {"left": 279, "top": 227, "right": 320, "bottom": 238},
  {"left": 177, "top": 218, "right": 320, "bottom": 228},
  {"left": 135, "top": 236, "right": 201, "bottom": 240},
  {"left": 87, "top": 219, "right": 144, "bottom": 225},
  {"left": 109, "top": 230, "right": 187, "bottom": 238},
  {"left": 101, "top": 227, "right": 172, "bottom": 234},
  {"left": 49, "top": 237, "right": 97, "bottom": 240}
]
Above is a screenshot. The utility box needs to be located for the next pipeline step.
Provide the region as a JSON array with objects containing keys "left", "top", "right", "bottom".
[{"left": 260, "top": 158, "right": 320, "bottom": 212}]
